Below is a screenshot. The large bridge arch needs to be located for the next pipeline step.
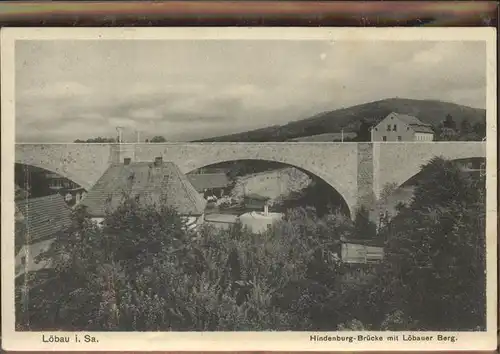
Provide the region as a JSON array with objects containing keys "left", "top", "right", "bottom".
[
  {"left": 16, "top": 142, "right": 485, "bottom": 218},
  {"left": 129, "top": 143, "right": 360, "bottom": 217},
  {"left": 15, "top": 144, "right": 113, "bottom": 190},
  {"left": 374, "top": 142, "right": 486, "bottom": 198},
  {"left": 185, "top": 158, "right": 353, "bottom": 218}
]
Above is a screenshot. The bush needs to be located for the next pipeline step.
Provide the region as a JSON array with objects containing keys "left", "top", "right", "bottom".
[
  {"left": 18, "top": 157, "right": 485, "bottom": 332},
  {"left": 19, "top": 199, "right": 340, "bottom": 330}
]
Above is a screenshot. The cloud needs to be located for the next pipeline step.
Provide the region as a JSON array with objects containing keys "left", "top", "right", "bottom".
[
  {"left": 20, "top": 81, "right": 92, "bottom": 100},
  {"left": 15, "top": 40, "right": 486, "bottom": 142},
  {"left": 129, "top": 108, "right": 162, "bottom": 120}
]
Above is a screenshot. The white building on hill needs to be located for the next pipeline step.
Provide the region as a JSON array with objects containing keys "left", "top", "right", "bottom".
[{"left": 371, "top": 112, "right": 434, "bottom": 142}]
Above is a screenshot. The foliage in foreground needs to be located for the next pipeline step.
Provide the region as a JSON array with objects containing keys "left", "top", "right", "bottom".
[
  {"left": 378, "top": 157, "right": 486, "bottom": 330},
  {"left": 16, "top": 157, "right": 486, "bottom": 331},
  {"left": 18, "top": 198, "right": 356, "bottom": 331}
]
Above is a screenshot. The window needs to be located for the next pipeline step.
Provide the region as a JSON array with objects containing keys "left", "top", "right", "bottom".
[
  {"left": 20, "top": 256, "right": 26, "bottom": 266},
  {"left": 393, "top": 124, "right": 397, "bottom": 131},
  {"left": 386, "top": 124, "right": 391, "bottom": 131},
  {"left": 382, "top": 136, "right": 387, "bottom": 141},
  {"left": 397, "top": 136, "right": 402, "bottom": 141}
]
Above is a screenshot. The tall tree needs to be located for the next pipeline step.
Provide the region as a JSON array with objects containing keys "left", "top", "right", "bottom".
[
  {"left": 353, "top": 206, "right": 377, "bottom": 240},
  {"left": 356, "top": 119, "right": 372, "bottom": 142},
  {"left": 473, "top": 121, "right": 486, "bottom": 139},
  {"left": 442, "top": 114, "right": 457, "bottom": 130},
  {"left": 460, "top": 118, "right": 472, "bottom": 134},
  {"left": 380, "top": 157, "right": 486, "bottom": 330}
]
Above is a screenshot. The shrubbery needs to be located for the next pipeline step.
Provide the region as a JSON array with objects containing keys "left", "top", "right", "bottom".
[
  {"left": 18, "top": 196, "right": 352, "bottom": 330},
  {"left": 17, "top": 158, "right": 486, "bottom": 332}
]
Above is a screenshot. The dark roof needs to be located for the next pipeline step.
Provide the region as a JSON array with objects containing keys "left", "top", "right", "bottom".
[
  {"left": 389, "top": 112, "right": 427, "bottom": 126},
  {"left": 80, "top": 162, "right": 207, "bottom": 217},
  {"left": 16, "top": 194, "right": 73, "bottom": 245},
  {"left": 289, "top": 132, "right": 357, "bottom": 142},
  {"left": 204, "top": 213, "right": 239, "bottom": 224},
  {"left": 187, "top": 173, "right": 231, "bottom": 192},
  {"left": 410, "top": 125, "right": 435, "bottom": 134},
  {"left": 244, "top": 193, "right": 271, "bottom": 201}
]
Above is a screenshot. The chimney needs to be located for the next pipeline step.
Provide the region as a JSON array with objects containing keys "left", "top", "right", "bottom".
[
  {"left": 154, "top": 157, "right": 163, "bottom": 166},
  {"left": 124, "top": 157, "right": 131, "bottom": 165}
]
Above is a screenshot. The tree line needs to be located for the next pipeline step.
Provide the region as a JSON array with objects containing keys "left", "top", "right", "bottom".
[
  {"left": 74, "top": 136, "right": 167, "bottom": 143},
  {"left": 16, "top": 157, "right": 486, "bottom": 331},
  {"left": 434, "top": 114, "right": 486, "bottom": 141},
  {"left": 354, "top": 114, "right": 486, "bottom": 142}
]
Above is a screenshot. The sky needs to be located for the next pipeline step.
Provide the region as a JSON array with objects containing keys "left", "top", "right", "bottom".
[{"left": 15, "top": 40, "right": 486, "bottom": 142}]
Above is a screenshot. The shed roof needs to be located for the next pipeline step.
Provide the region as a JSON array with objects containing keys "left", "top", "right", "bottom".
[
  {"left": 80, "top": 161, "right": 207, "bottom": 217},
  {"left": 341, "top": 242, "right": 384, "bottom": 264},
  {"left": 244, "top": 193, "right": 271, "bottom": 201},
  {"left": 187, "top": 173, "right": 231, "bottom": 192},
  {"left": 409, "top": 125, "right": 435, "bottom": 134},
  {"left": 16, "top": 194, "right": 73, "bottom": 245},
  {"left": 204, "top": 213, "right": 239, "bottom": 224}
]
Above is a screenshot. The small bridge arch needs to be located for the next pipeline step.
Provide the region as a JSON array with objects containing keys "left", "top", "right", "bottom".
[
  {"left": 374, "top": 142, "right": 486, "bottom": 199},
  {"left": 15, "top": 144, "right": 113, "bottom": 190}
]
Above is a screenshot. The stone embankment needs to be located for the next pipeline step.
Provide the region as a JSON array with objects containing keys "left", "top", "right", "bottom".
[{"left": 230, "top": 167, "right": 312, "bottom": 203}]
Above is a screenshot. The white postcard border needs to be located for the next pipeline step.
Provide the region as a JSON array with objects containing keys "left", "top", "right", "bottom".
[{"left": 1, "top": 27, "right": 497, "bottom": 351}]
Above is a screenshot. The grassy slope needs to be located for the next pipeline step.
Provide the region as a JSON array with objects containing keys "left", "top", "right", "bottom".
[{"left": 194, "top": 98, "right": 486, "bottom": 142}]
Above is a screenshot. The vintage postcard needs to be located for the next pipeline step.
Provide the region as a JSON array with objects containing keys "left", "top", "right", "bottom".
[{"left": 1, "top": 27, "right": 497, "bottom": 351}]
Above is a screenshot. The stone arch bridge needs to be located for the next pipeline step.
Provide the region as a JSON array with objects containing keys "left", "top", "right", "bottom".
[{"left": 15, "top": 142, "right": 486, "bottom": 217}]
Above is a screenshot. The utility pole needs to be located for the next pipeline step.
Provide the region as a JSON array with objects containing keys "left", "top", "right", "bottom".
[
  {"left": 341, "top": 129, "right": 344, "bottom": 143},
  {"left": 116, "top": 127, "right": 123, "bottom": 144},
  {"left": 136, "top": 130, "right": 141, "bottom": 143}
]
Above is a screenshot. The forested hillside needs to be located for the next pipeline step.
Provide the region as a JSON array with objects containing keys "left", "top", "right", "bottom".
[{"left": 195, "top": 98, "right": 486, "bottom": 142}]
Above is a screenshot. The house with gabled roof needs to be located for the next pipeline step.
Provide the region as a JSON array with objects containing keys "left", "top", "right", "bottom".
[
  {"left": 371, "top": 112, "right": 434, "bottom": 142},
  {"left": 187, "top": 173, "right": 232, "bottom": 198},
  {"left": 79, "top": 157, "right": 207, "bottom": 232},
  {"left": 15, "top": 194, "right": 73, "bottom": 282}
]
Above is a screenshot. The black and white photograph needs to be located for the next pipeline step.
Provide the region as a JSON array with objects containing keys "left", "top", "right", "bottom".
[{"left": 1, "top": 27, "right": 497, "bottom": 351}]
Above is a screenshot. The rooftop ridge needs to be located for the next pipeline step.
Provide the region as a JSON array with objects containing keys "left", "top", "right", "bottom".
[
  {"left": 165, "top": 162, "right": 205, "bottom": 215},
  {"left": 81, "top": 160, "right": 206, "bottom": 217}
]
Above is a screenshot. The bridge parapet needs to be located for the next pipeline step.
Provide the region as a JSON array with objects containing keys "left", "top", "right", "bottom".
[{"left": 15, "top": 142, "right": 486, "bottom": 219}]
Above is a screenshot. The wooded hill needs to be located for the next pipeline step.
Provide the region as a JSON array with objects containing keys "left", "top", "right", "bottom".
[{"left": 194, "top": 98, "right": 486, "bottom": 142}]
